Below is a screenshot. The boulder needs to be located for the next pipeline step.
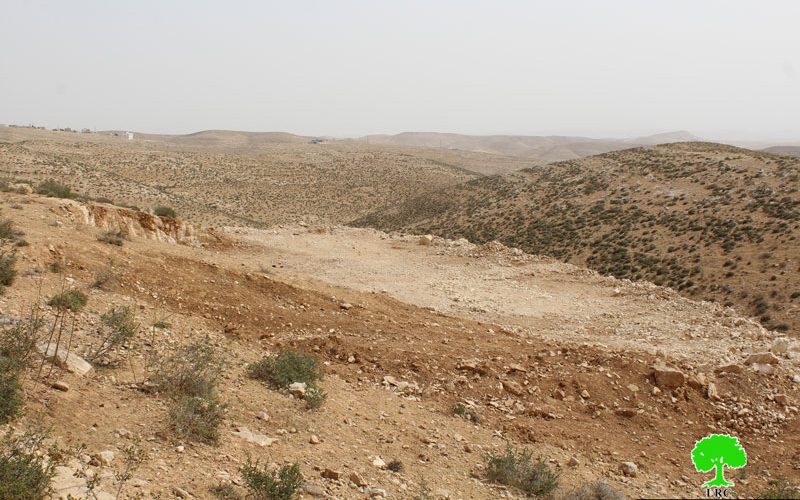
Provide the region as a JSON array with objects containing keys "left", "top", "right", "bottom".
[
  {"left": 620, "top": 461, "right": 638, "bottom": 477},
  {"left": 501, "top": 380, "right": 524, "bottom": 396},
  {"left": 288, "top": 382, "right": 307, "bottom": 397},
  {"left": 745, "top": 352, "right": 779, "bottom": 365},
  {"left": 771, "top": 338, "right": 790, "bottom": 355},
  {"left": 350, "top": 471, "right": 368, "bottom": 487},
  {"left": 231, "top": 427, "right": 276, "bottom": 447},
  {"left": 37, "top": 341, "right": 93, "bottom": 376},
  {"left": 321, "top": 468, "right": 342, "bottom": 480},
  {"left": 419, "top": 234, "right": 434, "bottom": 246},
  {"left": 652, "top": 365, "right": 686, "bottom": 389}
]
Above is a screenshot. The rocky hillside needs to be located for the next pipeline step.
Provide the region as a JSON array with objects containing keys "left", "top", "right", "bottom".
[
  {"left": 1, "top": 191, "right": 798, "bottom": 499},
  {"left": 354, "top": 142, "right": 800, "bottom": 335}
]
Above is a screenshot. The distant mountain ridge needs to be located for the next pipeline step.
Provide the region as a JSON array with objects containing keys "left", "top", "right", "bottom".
[{"left": 358, "top": 130, "right": 701, "bottom": 162}]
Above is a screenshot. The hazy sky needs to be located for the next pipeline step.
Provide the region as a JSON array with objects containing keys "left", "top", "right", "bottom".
[{"left": 2, "top": 1, "right": 799, "bottom": 140}]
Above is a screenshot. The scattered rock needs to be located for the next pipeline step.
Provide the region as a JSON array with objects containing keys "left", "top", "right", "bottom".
[
  {"left": 568, "top": 456, "right": 580, "bottom": 467},
  {"left": 339, "top": 302, "right": 353, "bottom": 310},
  {"left": 771, "top": 338, "right": 790, "bottom": 355},
  {"left": 651, "top": 386, "right": 662, "bottom": 396},
  {"left": 687, "top": 373, "right": 707, "bottom": 390},
  {"left": 37, "top": 341, "right": 93, "bottom": 376},
  {"left": 620, "top": 461, "right": 638, "bottom": 477},
  {"left": 652, "top": 364, "right": 686, "bottom": 389},
  {"left": 52, "top": 381, "right": 70, "bottom": 392},
  {"left": 231, "top": 427, "right": 276, "bottom": 447},
  {"left": 303, "top": 483, "right": 326, "bottom": 497},
  {"left": 715, "top": 363, "right": 742, "bottom": 374},
  {"left": 309, "top": 434, "right": 320, "bottom": 444},
  {"left": 173, "top": 486, "right": 192, "bottom": 499},
  {"left": 580, "top": 389, "right": 591, "bottom": 399},
  {"left": 745, "top": 352, "right": 779, "bottom": 365},
  {"left": 96, "top": 450, "right": 115, "bottom": 466},
  {"left": 372, "top": 457, "right": 386, "bottom": 469},
  {"left": 707, "top": 382, "right": 719, "bottom": 400},
  {"left": 502, "top": 380, "right": 524, "bottom": 396},
  {"left": 350, "top": 471, "right": 368, "bottom": 487},
  {"left": 752, "top": 363, "right": 776, "bottom": 375},
  {"left": 419, "top": 234, "right": 434, "bottom": 246},
  {"left": 321, "top": 468, "right": 342, "bottom": 480},
  {"left": 288, "top": 382, "right": 307, "bottom": 397}
]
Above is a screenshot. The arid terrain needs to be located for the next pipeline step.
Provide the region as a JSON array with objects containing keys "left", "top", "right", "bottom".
[
  {"left": 356, "top": 142, "right": 800, "bottom": 336},
  {"left": 0, "top": 128, "right": 799, "bottom": 499},
  {"left": 0, "top": 128, "right": 532, "bottom": 228},
  {"left": 0, "top": 191, "right": 797, "bottom": 500},
  {"left": 358, "top": 131, "right": 700, "bottom": 163}
]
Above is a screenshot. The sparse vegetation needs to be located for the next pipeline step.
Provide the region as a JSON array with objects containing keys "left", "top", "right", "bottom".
[
  {"left": 153, "top": 342, "right": 225, "bottom": 443},
  {"left": 169, "top": 395, "right": 226, "bottom": 444},
  {"left": 387, "top": 459, "right": 404, "bottom": 473},
  {"left": 35, "top": 179, "right": 80, "bottom": 200},
  {"left": 0, "top": 252, "right": 16, "bottom": 292},
  {"left": 248, "top": 348, "right": 325, "bottom": 410},
  {"left": 564, "top": 481, "right": 625, "bottom": 500},
  {"left": 758, "top": 477, "right": 800, "bottom": 499},
  {"left": 153, "top": 205, "right": 177, "bottom": 218},
  {"left": 453, "top": 402, "right": 480, "bottom": 423},
  {"left": 248, "top": 348, "right": 323, "bottom": 388},
  {"left": 0, "top": 428, "right": 58, "bottom": 500},
  {"left": 239, "top": 460, "right": 302, "bottom": 500},
  {"left": 47, "top": 289, "right": 88, "bottom": 312},
  {"left": 304, "top": 386, "right": 327, "bottom": 410},
  {"left": 0, "top": 312, "right": 42, "bottom": 423},
  {"left": 88, "top": 305, "right": 139, "bottom": 361},
  {"left": 97, "top": 229, "right": 126, "bottom": 246},
  {"left": 484, "top": 443, "right": 560, "bottom": 497}
]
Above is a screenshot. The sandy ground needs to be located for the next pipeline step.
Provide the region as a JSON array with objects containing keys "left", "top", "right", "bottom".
[{"left": 223, "top": 225, "right": 775, "bottom": 365}]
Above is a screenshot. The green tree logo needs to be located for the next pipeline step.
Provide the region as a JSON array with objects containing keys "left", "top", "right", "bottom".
[{"left": 691, "top": 434, "right": 747, "bottom": 488}]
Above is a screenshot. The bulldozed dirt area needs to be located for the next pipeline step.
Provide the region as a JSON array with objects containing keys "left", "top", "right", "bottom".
[{"left": 2, "top": 193, "right": 799, "bottom": 499}]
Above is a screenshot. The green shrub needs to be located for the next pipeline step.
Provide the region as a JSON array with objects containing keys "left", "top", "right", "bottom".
[
  {"left": 759, "top": 477, "right": 800, "bottom": 499},
  {"left": 0, "top": 429, "right": 57, "bottom": 500},
  {"left": 35, "top": 179, "right": 79, "bottom": 200},
  {"left": 386, "top": 459, "right": 403, "bottom": 473},
  {"left": 0, "top": 252, "right": 16, "bottom": 290},
  {"left": 484, "top": 443, "right": 559, "bottom": 497},
  {"left": 47, "top": 289, "right": 88, "bottom": 313},
  {"left": 304, "top": 386, "right": 326, "bottom": 410},
  {"left": 564, "top": 481, "right": 625, "bottom": 500},
  {"left": 89, "top": 306, "right": 139, "bottom": 361},
  {"left": 453, "top": 402, "right": 480, "bottom": 423},
  {"left": 169, "top": 395, "right": 226, "bottom": 444},
  {"left": 210, "top": 483, "right": 241, "bottom": 499},
  {"left": 0, "top": 220, "right": 22, "bottom": 242},
  {"left": 239, "top": 460, "right": 302, "bottom": 500},
  {"left": 97, "top": 230, "right": 126, "bottom": 246},
  {"left": 0, "top": 371, "right": 22, "bottom": 425},
  {"left": 153, "top": 206, "right": 177, "bottom": 218},
  {"left": 152, "top": 343, "right": 222, "bottom": 399},
  {"left": 247, "top": 349, "right": 323, "bottom": 389}
]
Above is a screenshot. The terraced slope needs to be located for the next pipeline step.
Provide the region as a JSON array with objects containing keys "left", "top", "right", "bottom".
[{"left": 354, "top": 142, "right": 800, "bottom": 334}]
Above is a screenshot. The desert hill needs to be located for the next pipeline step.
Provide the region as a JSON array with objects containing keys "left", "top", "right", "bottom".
[
  {"left": 358, "top": 130, "right": 701, "bottom": 162},
  {"left": 0, "top": 190, "right": 797, "bottom": 499},
  {"left": 0, "top": 128, "right": 488, "bottom": 228},
  {"left": 132, "top": 130, "right": 314, "bottom": 151},
  {"left": 354, "top": 142, "right": 800, "bottom": 335},
  {"left": 763, "top": 146, "right": 800, "bottom": 158}
]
